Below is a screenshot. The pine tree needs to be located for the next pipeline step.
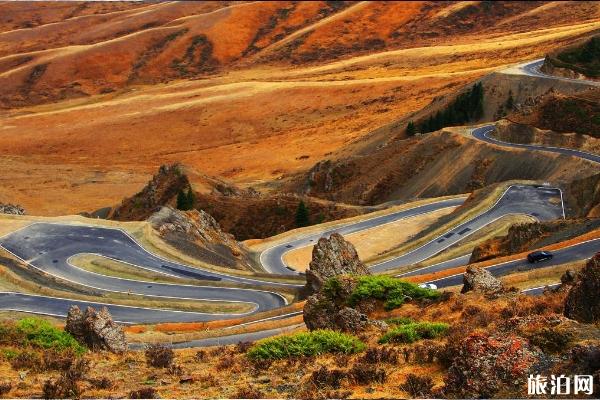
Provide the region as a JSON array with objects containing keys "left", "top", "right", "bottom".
[
  {"left": 186, "top": 188, "right": 195, "bottom": 210},
  {"left": 295, "top": 201, "right": 310, "bottom": 228},
  {"left": 406, "top": 121, "right": 416, "bottom": 136},
  {"left": 505, "top": 90, "right": 514, "bottom": 111},
  {"left": 176, "top": 189, "right": 187, "bottom": 210}
]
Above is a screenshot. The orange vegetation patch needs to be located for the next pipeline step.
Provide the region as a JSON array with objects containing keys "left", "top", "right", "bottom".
[{"left": 124, "top": 325, "right": 147, "bottom": 334}]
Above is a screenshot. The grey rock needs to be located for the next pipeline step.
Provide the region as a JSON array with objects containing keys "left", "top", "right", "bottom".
[
  {"left": 461, "top": 265, "right": 504, "bottom": 294},
  {"left": 65, "top": 305, "right": 127, "bottom": 353},
  {"left": 305, "top": 233, "right": 370, "bottom": 294}
]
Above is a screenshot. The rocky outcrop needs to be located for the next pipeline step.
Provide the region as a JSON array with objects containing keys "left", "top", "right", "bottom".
[
  {"left": 461, "top": 266, "right": 503, "bottom": 294},
  {"left": 148, "top": 206, "right": 252, "bottom": 269},
  {"left": 0, "top": 203, "right": 25, "bottom": 215},
  {"left": 65, "top": 306, "right": 127, "bottom": 353},
  {"left": 111, "top": 164, "right": 190, "bottom": 221},
  {"left": 305, "top": 233, "right": 370, "bottom": 294},
  {"left": 444, "top": 332, "right": 541, "bottom": 398},
  {"left": 303, "top": 235, "right": 386, "bottom": 334},
  {"left": 560, "top": 269, "right": 578, "bottom": 286},
  {"left": 564, "top": 253, "right": 600, "bottom": 323},
  {"left": 540, "top": 56, "right": 586, "bottom": 80},
  {"left": 303, "top": 278, "right": 388, "bottom": 333}
]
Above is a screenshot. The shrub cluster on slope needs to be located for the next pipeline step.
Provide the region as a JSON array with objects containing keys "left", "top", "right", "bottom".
[
  {"left": 416, "top": 82, "right": 484, "bottom": 134},
  {"left": 379, "top": 321, "right": 449, "bottom": 344},
  {"left": 1, "top": 318, "right": 85, "bottom": 355},
  {"left": 247, "top": 330, "right": 366, "bottom": 360},
  {"left": 342, "top": 275, "right": 440, "bottom": 310}
]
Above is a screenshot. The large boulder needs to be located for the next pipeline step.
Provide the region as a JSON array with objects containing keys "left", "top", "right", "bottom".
[
  {"left": 564, "top": 253, "right": 600, "bottom": 323},
  {"left": 305, "top": 233, "right": 370, "bottom": 294},
  {"left": 444, "top": 333, "right": 541, "bottom": 398},
  {"left": 461, "top": 266, "right": 504, "bottom": 294},
  {"left": 65, "top": 306, "right": 127, "bottom": 353},
  {"left": 302, "top": 235, "right": 386, "bottom": 334}
]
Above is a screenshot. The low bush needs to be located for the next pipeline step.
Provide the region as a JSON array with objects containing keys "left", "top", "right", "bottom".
[
  {"left": 361, "top": 346, "right": 399, "bottom": 364},
  {"left": 10, "top": 351, "right": 43, "bottom": 371},
  {"left": 349, "top": 364, "right": 387, "bottom": 385},
  {"left": 310, "top": 366, "right": 346, "bottom": 389},
  {"left": 88, "top": 377, "right": 113, "bottom": 390},
  {"left": 247, "top": 330, "right": 366, "bottom": 361},
  {"left": 42, "top": 359, "right": 89, "bottom": 399},
  {"left": 0, "top": 382, "right": 12, "bottom": 396},
  {"left": 379, "top": 321, "right": 449, "bottom": 344},
  {"left": 216, "top": 354, "right": 235, "bottom": 371},
  {"left": 15, "top": 318, "right": 85, "bottom": 355},
  {"left": 349, "top": 276, "right": 440, "bottom": 310},
  {"left": 145, "top": 344, "right": 174, "bottom": 368},
  {"left": 129, "top": 387, "right": 159, "bottom": 399},
  {"left": 234, "top": 386, "right": 264, "bottom": 399},
  {"left": 43, "top": 349, "right": 75, "bottom": 371},
  {"left": 400, "top": 374, "right": 434, "bottom": 398}
]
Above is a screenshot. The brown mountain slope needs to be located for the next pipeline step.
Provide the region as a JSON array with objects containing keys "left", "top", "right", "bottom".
[
  {"left": 1, "top": 1, "right": 600, "bottom": 216},
  {"left": 1, "top": 1, "right": 599, "bottom": 107},
  {"left": 289, "top": 128, "right": 599, "bottom": 206}
]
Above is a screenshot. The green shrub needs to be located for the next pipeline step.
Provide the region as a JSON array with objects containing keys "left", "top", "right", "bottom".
[
  {"left": 16, "top": 318, "right": 86, "bottom": 355},
  {"left": 349, "top": 276, "right": 440, "bottom": 310},
  {"left": 247, "top": 330, "right": 366, "bottom": 360},
  {"left": 379, "top": 322, "right": 449, "bottom": 344}
]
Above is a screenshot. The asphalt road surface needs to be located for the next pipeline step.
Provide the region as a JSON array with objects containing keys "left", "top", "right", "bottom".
[
  {"left": 428, "top": 238, "right": 600, "bottom": 289},
  {"left": 260, "top": 197, "right": 466, "bottom": 274},
  {"left": 370, "top": 185, "right": 564, "bottom": 272},
  {"left": 472, "top": 125, "right": 600, "bottom": 164},
  {"left": 519, "top": 58, "right": 600, "bottom": 87},
  {"left": 0, "top": 223, "right": 291, "bottom": 319}
]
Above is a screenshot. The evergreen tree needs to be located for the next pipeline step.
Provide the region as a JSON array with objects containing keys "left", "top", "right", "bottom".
[
  {"left": 295, "top": 201, "right": 310, "bottom": 228},
  {"left": 505, "top": 90, "right": 514, "bottom": 111},
  {"left": 186, "top": 188, "right": 196, "bottom": 210},
  {"left": 176, "top": 189, "right": 187, "bottom": 210},
  {"left": 406, "top": 121, "right": 416, "bottom": 136}
]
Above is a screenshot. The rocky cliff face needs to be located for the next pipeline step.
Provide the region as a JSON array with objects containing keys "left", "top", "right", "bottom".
[
  {"left": 110, "top": 164, "right": 190, "bottom": 221},
  {"left": 148, "top": 206, "right": 252, "bottom": 270},
  {"left": 565, "top": 253, "right": 600, "bottom": 323}
]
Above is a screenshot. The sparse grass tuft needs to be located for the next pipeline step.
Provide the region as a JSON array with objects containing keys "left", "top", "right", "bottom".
[
  {"left": 348, "top": 276, "right": 440, "bottom": 310},
  {"left": 247, "top": 330, "right": 366, "bottom": 360},
  {"left": 379, "top": 321, "right": 449, "bottom": 344}
]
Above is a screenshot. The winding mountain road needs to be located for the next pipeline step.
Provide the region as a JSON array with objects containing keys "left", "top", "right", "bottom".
[
  {"left": 0, "top": 59, "right": 598, "bottom": 328},
  {"left": 472, "top": 125, "right": 600, "bottom": 164}
]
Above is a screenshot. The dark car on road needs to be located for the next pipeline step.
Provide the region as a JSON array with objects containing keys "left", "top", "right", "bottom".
[{"left": 527, "top": 250, "right": 553, "bottom": 263}]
